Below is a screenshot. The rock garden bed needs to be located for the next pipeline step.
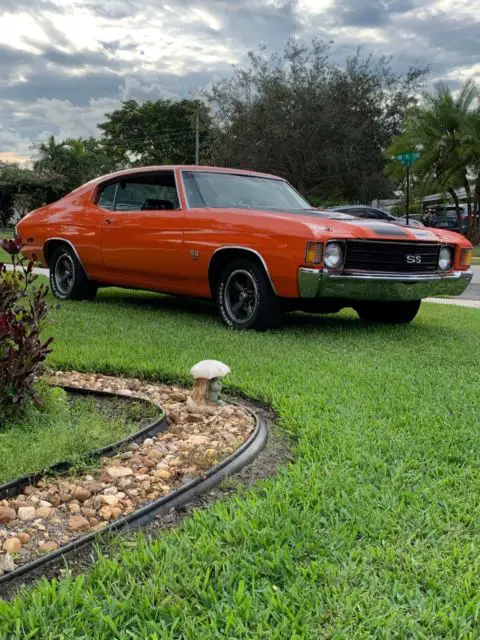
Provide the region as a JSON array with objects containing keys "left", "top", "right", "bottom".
[{"left": 0, "top": 371, "right": 255, "bottom": 577}]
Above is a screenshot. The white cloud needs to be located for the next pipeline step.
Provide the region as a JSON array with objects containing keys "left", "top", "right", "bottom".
[{"left": 0, "top": 0, "right": 479, "bottom": 161}]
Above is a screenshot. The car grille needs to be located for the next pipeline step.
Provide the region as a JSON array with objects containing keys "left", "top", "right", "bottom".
[{"left": 344, "top": 240, "right": 441, "bottom": 273}]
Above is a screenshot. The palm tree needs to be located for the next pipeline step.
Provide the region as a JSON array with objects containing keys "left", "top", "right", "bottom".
[
  {"left": 459, "top": 108, "right": 480, "bottom": 241},
  {"left": 386, "top": 80, "right": 479, "bottom": 232},
  {"left": 34, "top": 136, "right": 115, "bottom": 196}
]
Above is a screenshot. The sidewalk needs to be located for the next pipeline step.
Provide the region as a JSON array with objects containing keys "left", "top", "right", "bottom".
[{"left": 425, "top": 297, "right": 480, "bottom": 309}]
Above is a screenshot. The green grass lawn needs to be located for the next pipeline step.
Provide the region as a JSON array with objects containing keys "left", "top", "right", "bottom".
[
  {"left": 0, "top": 228, "right": 13, "bottom": 264},
  {"left": 1, "top": 289, "right": 480, "bottom": 637},
  {"left": 0, "top": 386, "right": 159, "bottom": 484}
]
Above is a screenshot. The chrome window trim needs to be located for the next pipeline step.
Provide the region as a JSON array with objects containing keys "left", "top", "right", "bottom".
[
  {"left": 179, "top": 169, "right": 307, "bottom": 211},
  {"left": 177, "top": 169, "right": 190, "bottom": 209},
  {"left": 95, "top": 169, "right": 182, "bottom": 212}
]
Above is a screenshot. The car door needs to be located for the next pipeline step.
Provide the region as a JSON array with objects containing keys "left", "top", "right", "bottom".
[{"left": 99, "top": 170, "right": 186, "bottom": 292}]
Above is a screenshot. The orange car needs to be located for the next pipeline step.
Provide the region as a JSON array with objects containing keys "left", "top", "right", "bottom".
[{"left": 16, "top": 165, "right": 473, "bottom": 330}]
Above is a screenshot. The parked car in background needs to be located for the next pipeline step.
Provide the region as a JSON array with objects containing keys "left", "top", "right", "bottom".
[
  {"left": 16, "top": 166, "right": 473, "bottom": 330},
  {"left": 422, "top": 206, "right": 470, "bottom": 235},
  {"left": 329, "top": 205, "right": 424, "bottom": 227}
]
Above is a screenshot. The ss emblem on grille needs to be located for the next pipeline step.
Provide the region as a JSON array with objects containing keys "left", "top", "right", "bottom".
[{"left": 406, "top": 254, "right": 422, "bottom": 264}]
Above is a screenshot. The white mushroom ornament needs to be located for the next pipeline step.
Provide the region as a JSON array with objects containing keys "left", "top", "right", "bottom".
[{"left": 189, "top": 360, "right": 231, "bottom": 409}]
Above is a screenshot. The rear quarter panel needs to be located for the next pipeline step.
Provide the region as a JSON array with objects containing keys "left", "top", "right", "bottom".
[{"left": 17, "top": 187, "right": 103, "bottom": 274}]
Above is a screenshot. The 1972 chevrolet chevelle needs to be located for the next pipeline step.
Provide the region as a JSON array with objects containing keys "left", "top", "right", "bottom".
[{"left": 16, "top": 165, "right": 473, "bottom": 330}]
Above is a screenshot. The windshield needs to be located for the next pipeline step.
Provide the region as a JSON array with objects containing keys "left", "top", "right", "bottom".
[{"left": 182, "top": 171, "right": 312, "bottom": 211}]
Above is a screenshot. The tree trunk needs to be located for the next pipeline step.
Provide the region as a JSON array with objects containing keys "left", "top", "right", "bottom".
[
  {"left": 448, "top": 187, "right": 462, "bottom": 229},
  {"left": 473, "top": 174, "right": 480, "bottom": 244},
  {"left": 463, "top": 177, "right": 472, "bottom": 238}
]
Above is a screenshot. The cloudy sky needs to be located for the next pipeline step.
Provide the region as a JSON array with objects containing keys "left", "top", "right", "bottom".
[{"left": 1, "top": 0, "right": 479, "bottom": 164}]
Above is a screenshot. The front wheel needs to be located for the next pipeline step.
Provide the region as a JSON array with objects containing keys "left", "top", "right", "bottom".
[
  {"left": 49, "top": 245, "right": 97, "bottom": 301},
  {"left": 216, "top": 258, "right": 283, "bottom": 330},
  {"left": 355, "top": 300, "right": 421, "bottom": 324}
]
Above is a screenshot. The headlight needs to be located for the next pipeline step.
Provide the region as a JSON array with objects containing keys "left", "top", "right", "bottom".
[
  {"left": 438, "top": 246, "right": 453, "bottom": 271},
  {"left": 324, "top": 242, "right": 344, "bottom": 270}
]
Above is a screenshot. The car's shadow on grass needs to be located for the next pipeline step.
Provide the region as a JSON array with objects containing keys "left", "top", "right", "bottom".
[{"left": 91, "top": 288, "right": 449, "bottom": 340}]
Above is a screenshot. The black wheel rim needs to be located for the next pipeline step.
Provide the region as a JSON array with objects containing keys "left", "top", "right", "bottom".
[
  {"left": 54, "top": 254, "right": 75, "bottom": 296},
  {"left": 224, "top": 269, "right": 259, "bottom": 324}
]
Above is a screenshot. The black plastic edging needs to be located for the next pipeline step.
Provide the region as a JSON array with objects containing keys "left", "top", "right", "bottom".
[
  {"left": 0, "top": 400, "right": 267, "bottom": 586},
  {"left": 0, "top": 386, "right": 167, "bottom": 500}
]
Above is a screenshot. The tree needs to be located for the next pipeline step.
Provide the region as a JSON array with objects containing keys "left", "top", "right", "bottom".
[
  {"left": 98, "top": 99, "right": 212, "bottom": 167},
  {"left": 205, "top": 40, "right": 426, "bottom": 202},
  {"left": 0, "top": 163, "right": 65, "bottom": 225},
  {"left": 386, "top": 80, "right": 479, "bottom": 232},
  {"left": 0, "top": 163, "right": 20, "bottom": 226},
  {"left": 34, "top": 136, "right": 116, "bottom": 196}
]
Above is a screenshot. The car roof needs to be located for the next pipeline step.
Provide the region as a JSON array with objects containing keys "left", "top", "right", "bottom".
[
  {"left": 330, "top": 205, "right": 388, "bottom": 212},
  {"left": 84, "top": 165, "right": 284, "bottom": 188}
]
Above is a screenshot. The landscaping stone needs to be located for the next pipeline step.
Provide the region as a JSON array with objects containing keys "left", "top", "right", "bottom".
[
  {"left": 68, "top": 516, "right": 90, "bottom": 532},
  {"left": 153, "top": 469, "right": 172, "bottom": 479},
  {"left": 0, "top": 553, "right": 15, "bottom": 573},
  {"left": 35, "top": 507, "right": 53, "bottom": 519},
  {"left": 3, "top": 538, "right": 22, "bottom": 553},
  {"left": 107, "top": 466, "right": 133, "bottom": 478},
  {"left": 68, "top": 503, "right": 81, "bottom": 514},
  {"left": 18, "top": 507, "right": 36, "bottom": 521},
  {"left": 0, "top": 371, "right": 254, "bottom": 573},
  {"left": 18, "top": 532, "right": 31, "bottom": 544},
  {"left": 38, "top": 541, "right": 58, "bottom": 553},
  {"left": 0, "top": 507, "right": 16, "bottom": 524},
  {"left": 73, "top": 487, "right": 91, "bottom": 502}
]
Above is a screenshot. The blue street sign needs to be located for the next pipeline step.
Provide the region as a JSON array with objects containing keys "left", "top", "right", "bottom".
[{"left": 395, "top": 151, "right": 420, "bottom": 167}]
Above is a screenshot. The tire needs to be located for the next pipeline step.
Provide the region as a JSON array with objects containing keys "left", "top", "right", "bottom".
[
  {"left": 355, "top": 300, "right": 421, "bottom": 324},
  {"left": 216, "top": 258, "right": 283, "bottom": 330},
  {"left": 49, "top": 245, "right": 97, "bottom": 301}
]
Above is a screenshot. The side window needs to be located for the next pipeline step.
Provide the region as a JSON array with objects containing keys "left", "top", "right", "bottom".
[
  {"left": 347, "top": 208, "right": 368, "bottom": 218},
  {"left": 366, "top": 209, "right": 386, "bottom": 220},
  {"left": 114, "top": 172, "right": 180, "bottom": 211},
  {"left": 97, "top": 183, "right": 117, "bottom": 211}
]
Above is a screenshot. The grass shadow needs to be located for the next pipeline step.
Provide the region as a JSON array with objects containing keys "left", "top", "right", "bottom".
[{"left": 89, "top": 288, "right": 453, "bottom": 342}]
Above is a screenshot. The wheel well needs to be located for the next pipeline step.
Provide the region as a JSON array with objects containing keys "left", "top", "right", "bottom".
[
  {"left": 43, "top": 239, "right": 70, "bottom": 267},
  {"left": 208, "top": 248, "right": 274, "bottom": 297}
]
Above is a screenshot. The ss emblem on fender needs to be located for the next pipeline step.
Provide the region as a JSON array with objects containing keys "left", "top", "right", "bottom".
[
  {"left": 190, "top": 249, "right": 200, "bottom": 260},
  {"left": 406, "top": 254, "right": 422, "bottom": 264}
]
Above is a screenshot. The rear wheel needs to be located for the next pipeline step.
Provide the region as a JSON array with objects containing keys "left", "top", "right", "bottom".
[
  {"left": 355, "top": 300, "right": 421, "bottom": 324},
  {"left": 49, "top": 245, "right": 97, "bottom": 301},
  {"left": 216, "top": 258, "right": 283, "bottom": 330}
]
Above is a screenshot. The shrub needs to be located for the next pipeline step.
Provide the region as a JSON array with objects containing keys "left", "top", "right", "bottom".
[{"left": 0, "top": 238, "right": 53, "bottom": 412}]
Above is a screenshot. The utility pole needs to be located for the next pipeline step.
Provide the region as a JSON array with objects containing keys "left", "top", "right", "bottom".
[
  {"left": 406, "top": 164, "right": 410, "bottom": 226},
  {"left": 195, "top": 111, "right": 200, "bottom": 166},
  {"left": 394, "top": 151, "right": 420, "bottom": 226}
]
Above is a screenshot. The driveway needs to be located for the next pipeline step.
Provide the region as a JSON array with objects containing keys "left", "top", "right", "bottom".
[
  {"left": 460, "top": 265, "right": 480, "bottom": 300},
  {"left": 426, "top": 265, "right": 479, "bottom": 308}
]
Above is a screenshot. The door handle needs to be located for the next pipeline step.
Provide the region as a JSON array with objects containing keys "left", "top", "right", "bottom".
[{"left": 105, "top": 218, "right": 117, "bottom": 224}]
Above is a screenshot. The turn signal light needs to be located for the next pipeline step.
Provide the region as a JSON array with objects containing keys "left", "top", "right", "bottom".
[
  {"left": 305, "top": 242, "right": 323, "bottom": 265},
  {"left": 460, "top": 248, "right": 472, "bottom": 267}
]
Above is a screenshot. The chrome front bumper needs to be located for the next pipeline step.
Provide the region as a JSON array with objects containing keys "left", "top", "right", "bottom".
[{"left": 298, "top": 268, "right": 473, "bottom": 301}]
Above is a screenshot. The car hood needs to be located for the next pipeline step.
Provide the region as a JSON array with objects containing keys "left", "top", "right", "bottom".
[{"left": 246, "top": 208, "right": 456, "bottom": 242}]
